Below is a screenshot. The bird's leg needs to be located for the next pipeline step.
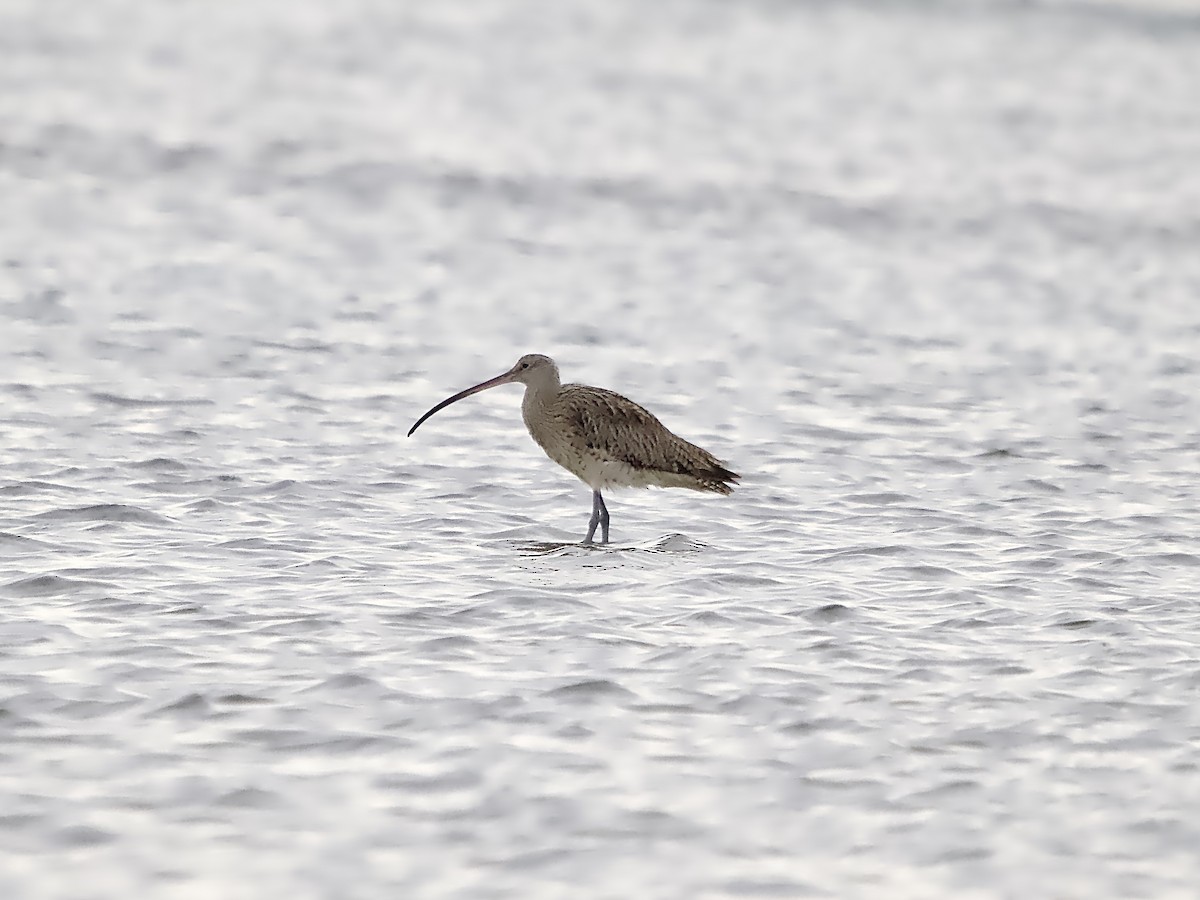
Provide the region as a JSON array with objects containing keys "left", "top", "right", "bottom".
[
  {"left": 585, "top": 491, "right": 600, "bottom": 543},
  {"left": 585, "top": 490, "right": 611, "bottom": 544},
  {"left": 597, "top": 491, "right": 610, "bottom": 544}
]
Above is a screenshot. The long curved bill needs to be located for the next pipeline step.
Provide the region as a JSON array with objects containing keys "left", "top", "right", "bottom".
[{"left": 407, "top": 370, "right": 517, "bottom": 437}]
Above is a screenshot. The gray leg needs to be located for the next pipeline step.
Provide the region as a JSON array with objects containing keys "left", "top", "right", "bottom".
[
  {"left": 585, "top": 490, "right": 611, "bottom": 544},
  {"left": 597, "top": 492, "right": 610, "bottom": 543}
]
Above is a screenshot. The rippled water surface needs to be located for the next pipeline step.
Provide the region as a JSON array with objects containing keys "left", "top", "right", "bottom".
[{"left": 3, "top": 0, "right": 1200, "bottom": 897}]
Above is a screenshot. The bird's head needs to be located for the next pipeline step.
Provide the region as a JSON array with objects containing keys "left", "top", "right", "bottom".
[{"left": 507, "top": 353, "right": 559, "bottom": 386}]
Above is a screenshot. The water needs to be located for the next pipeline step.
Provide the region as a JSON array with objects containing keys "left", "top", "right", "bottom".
[{"left": 3, "top": 0, "right": 1200, "bottom": 896}]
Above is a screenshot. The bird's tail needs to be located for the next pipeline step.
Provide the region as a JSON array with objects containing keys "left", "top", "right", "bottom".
[{"left": 695, "top": 463, "right": 740, "bottom": 495}]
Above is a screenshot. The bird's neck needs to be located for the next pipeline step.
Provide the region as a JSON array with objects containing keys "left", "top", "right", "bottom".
[{"left": 520, "top": 373, "right": 560, "bottom": 420}]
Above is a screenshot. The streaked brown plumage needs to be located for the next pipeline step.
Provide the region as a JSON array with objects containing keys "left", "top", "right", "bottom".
[{"left": 408, "top": 354, "right": 739, "bottom": 543}]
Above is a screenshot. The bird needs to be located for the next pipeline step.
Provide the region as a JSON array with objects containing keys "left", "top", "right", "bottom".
[{"left": 408, "top": 354, "right": 739, "bottom": 544}]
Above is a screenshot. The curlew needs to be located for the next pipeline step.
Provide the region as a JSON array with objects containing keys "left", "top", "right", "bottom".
[{"left": 408, "top": 354, "right": 739, "bottom": 543}]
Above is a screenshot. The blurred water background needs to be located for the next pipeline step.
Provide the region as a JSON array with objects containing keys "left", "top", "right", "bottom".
[{"left": 3, "top": 0, "right": 1200, "bottom": 897}]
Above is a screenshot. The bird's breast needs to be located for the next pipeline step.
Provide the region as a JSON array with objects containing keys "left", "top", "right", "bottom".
[{"left": 522, "top": 397, "right": 608, "bottom": 487}]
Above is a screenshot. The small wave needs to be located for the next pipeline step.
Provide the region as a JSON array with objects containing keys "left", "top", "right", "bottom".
[
  {"left": 213, "top": 537, "right": 303, "bottom": 551},
  {"left": 806, "top": 603, "right": 855, "bottom": 623},
  {"left": 245, "top": 480, "right": 301, "bottom": 496},
  {"left": 215, "top": 693, "right": 271, "bottom": 706},
  {"left": 33, "top": 504, "right": 172, "bottom": 525},
  {"left": 513, "top": 532, "right": 706, "bottom": 555},
  {"left": 544, "top": 679, "right": 635, "bottom": 702},
  {"left": 817, "top": 544, "right": 909, "bottom": 561},
  {"left": 55, "top": 825, "right": 117, "bottom": 848},
  {"left": 91, "top": 391, "right": 212, "bottom": 407},
  {"left": 130, "top": 457, "right": 188, "bottom": 472},
  {"left": 2, "top": 574, "right": 106, "bottom": 596},
  {"left": 1019, "top": 478, "right": 1065, "bottom": 494},
  {"left": 0, "top": 531, "right": 55, "bottom": 549},
  {"left": 881, "top": 564, "right": 962, "bottom": 579},
  {"left": 216, "top": 787, "right": 282, "bottom": 809},
  {"left": 842, "top": 492, "right": 915, "bottom": 505},
  {"left": 155, "top": 692, "right": 211, "bottom": 714},
  {"left": 303, "top": 673, "right": 388, "bottom": 693},
  {"left": 977, "top": 448, "right": 1021, "bottom": 459},
  {"left": 1151, "top": 552, "right": 1200, "bottom": 567},
  {"left": 512, "top": 540, "right": 581, "bottom": 556},
  {"left": 665, "top": 609, "right": 733, "bottom": 626},
  {"left": 0, "top": 480, "right": 83, "bottom": 497},
  {"left": 644, "top": 533, "right": 706, "bottom": 553}
]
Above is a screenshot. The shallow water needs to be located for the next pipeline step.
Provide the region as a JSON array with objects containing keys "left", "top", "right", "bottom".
[{"left": 3, "top": 0, "right": 1200, "bottom": 897}]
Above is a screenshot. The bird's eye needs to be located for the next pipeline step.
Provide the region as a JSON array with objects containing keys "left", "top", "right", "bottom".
[{"left": 520, "top": 362, "right": 529, "bottom": 369}]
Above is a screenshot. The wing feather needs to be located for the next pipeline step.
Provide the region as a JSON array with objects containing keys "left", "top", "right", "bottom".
[{"left": 556, "top": 385, "right": 739, "bottom": 493}]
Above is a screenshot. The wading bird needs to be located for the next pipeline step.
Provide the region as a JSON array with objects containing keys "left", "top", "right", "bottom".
[{"left": 408, "top": 354, "right": 739, "bottom": 543}]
